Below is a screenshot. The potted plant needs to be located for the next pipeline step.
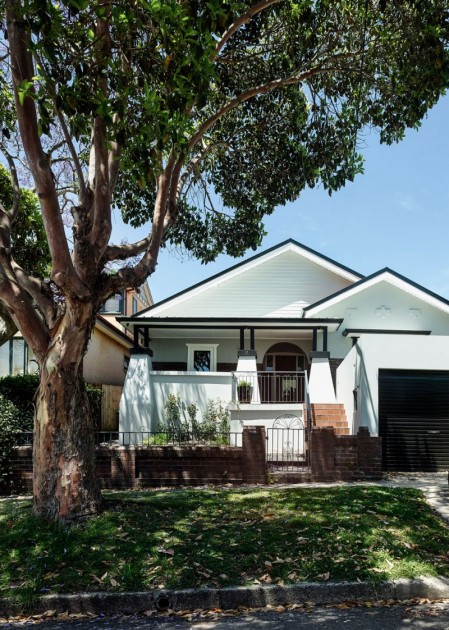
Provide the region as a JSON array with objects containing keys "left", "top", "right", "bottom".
[{"left": 237, "top": 380, "right": 253, "bottom": 404}]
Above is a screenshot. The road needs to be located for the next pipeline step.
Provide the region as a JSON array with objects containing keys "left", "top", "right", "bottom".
[{"left": 3, "top": 603, "right": 449, "bottom": 629}]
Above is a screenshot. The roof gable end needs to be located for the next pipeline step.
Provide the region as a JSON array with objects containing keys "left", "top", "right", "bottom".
[
  {"left": 305, "top": 268, "right": 449, "bottom": 316},
  {"left": 139, "top": 239, "right": 363, "bottom": 318}
]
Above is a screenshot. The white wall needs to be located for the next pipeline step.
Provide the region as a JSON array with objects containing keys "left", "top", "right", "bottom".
[
  {"left": 336, "top": 335, "right": 449, "bottom": 435},
  {"left": 149, "top": 371, "right": 233, "bottom": 427},
  {"left": 84, "top": 328, "right": 129, "bottom": 385}
]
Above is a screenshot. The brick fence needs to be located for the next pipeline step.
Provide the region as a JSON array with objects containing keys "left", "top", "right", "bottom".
[
  {"left": 9, "top": 427, "right": 267, "bottom": 492},
  {"left": 7, "top": 425, "right": 382, "bottom": 493},
  {"left": 310, "top": 426, "right": 382, "bottom": 481}
]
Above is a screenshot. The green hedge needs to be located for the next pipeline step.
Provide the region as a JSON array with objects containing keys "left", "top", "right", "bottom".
[{"left": 0, "top": 375, "right": 103, "bottom": 494}]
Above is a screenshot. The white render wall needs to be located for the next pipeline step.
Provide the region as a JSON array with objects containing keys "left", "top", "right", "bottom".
[
  {"left": 316, "top": 281, "right": 449, "bottom": 358},
  {"left": 336, "top": 335, "right": 449, "bottom": 435},
  {"left": 148, "top": 371, "right": 233, "bottom": 427}
]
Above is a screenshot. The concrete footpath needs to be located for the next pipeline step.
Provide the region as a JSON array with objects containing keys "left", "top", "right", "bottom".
[{"left": 2, "top": 474, "right": 449, "bottom": 625}]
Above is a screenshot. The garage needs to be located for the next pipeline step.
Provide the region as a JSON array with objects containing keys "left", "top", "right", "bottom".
[{"left": 378, "top": 369, "right": 449, "bottom": 471}]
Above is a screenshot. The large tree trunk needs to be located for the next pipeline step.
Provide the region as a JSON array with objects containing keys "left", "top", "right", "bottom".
[{"left": 32, "top": 307, "right": 103, "bottom": 522}]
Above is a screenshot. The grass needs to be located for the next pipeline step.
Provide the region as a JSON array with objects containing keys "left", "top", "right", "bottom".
[{"left": 1, "top": 486, "right": 449, "bottom": 608}]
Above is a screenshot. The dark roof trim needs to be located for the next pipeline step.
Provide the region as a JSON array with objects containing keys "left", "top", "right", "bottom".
[
  {"left": 343, "top": 328, "right": 432, "bottom": 337},
  {"left": 119, "top": 316, "right": 343, "bottom": 325},
  {"left": 137, "top": 239, "right": 363, "bottom": 317},
  {"left": 304, "top": 267, "right": 449, "bottom": 312},
  {"left": 131, "top": 324, "right": 338, "bottom": 331}
]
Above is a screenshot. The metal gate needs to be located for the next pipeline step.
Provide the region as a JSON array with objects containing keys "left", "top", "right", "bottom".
[{"left": 266, "top": 414, "right": 309, "bottom": 471}]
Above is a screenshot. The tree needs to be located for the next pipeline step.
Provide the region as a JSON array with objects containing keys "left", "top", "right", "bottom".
[
  {"left": 0, "top": 165, "right": 50, "bottom": 345},
  {"left": 0, "top": 0, "right": 447, "bottom": 522}
]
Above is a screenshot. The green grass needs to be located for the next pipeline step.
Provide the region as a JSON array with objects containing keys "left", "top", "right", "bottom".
[{"left": 1, "top": 486, "right": 449, "bottom": 608}]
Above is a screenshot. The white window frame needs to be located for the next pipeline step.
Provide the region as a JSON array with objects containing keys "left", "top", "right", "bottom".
[{"left": 186, "top": 344, "right": 219, "bottom": 372}]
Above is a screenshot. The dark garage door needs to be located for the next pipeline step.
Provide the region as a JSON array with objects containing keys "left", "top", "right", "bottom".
[{"left": 379, "top": 369, "right": 449, "bottom": 471}]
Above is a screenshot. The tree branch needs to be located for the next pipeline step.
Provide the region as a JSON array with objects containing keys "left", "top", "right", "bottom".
[
  {"left": 10, "top": 260, "right": 57, "bottom": 326},
  {"left": 187, "top": 64, "right": 357, "bottom": 151},
  {"left": 56, "top": 108, "right": 86, "bottom": 201},
  {"left": 0, "top": 272, "right": 49, "bottom": 357},
  {"left": 213, "top": 0, "right": 281, "bottom": 59},
  {"left": 5, "top": 1, "right": 89, "bottom": 298},
  {"left": 89, "top": 0, "right": 112, "bottom": 256}
]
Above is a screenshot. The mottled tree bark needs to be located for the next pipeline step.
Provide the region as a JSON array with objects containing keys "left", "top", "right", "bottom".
[{"left": 32, "top": 306, "right": 103, "bottom": 522}]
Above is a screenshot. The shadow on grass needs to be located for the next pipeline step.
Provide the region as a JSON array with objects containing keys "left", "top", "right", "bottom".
[{"left": 1, "top": 486, "right": 449, "bottom": 608}]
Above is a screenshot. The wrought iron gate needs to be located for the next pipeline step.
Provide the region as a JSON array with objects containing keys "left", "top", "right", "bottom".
[{"left": 266, "top": 414, "right": 309, "bottom": 471}]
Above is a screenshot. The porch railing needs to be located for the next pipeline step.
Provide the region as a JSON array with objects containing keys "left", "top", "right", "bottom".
[{"left": 232, "top": 371, "right": 307, "bottom": 404}]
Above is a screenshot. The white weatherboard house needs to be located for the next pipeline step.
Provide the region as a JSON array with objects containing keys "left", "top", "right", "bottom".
[{"left": 118, "top": 239, "right": 449, "bottom": 471}]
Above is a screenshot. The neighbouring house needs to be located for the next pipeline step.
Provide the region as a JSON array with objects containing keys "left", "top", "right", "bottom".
[
  {"left": 0, "top": 284, "right": 153, "bottom": 383},
  {"left": 118, "top": 239, "right": 449, "bottom": 471},
  {"left": 0, "top": 284, "right": 153, "bottom": 429}
]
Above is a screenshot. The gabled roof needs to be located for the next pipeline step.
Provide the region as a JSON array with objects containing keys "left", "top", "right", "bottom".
[
  {"left": 305, "top": 267, "right": 449, "bottom": 316},
  {"left": 136, "top": 239, "right": 363, "bottom": 318}
]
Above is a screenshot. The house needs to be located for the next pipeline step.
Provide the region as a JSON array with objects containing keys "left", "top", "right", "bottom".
[
  {"left": 0, "top": 284, "right": 153, "bottom": 386},
  {"left": 118, "top": 240, "right": 449, "bottom": 471}
]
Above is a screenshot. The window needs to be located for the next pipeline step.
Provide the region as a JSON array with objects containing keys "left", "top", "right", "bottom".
[
  {"left": 132, "top": 296, "right": 139, "bottom": 315},
  {"left": 100, "top": 291, "right": 124, "bottom": 314},
  {"left": 186, "top": 344, "right": 218, "bottom": 372},
  {"left": 0, "top": 338, "right": 38, "bottom": 377}
]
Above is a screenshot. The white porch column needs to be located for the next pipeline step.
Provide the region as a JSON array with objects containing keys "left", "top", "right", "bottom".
[
  {"left": 235, "top": 350, "right": 261, "bottom": 403},
  {"left": 119, "top": 349, "right": 154, "bottom": 438},
  {"left": 308, "top": 351, "right": 336, "bottom": 404}
]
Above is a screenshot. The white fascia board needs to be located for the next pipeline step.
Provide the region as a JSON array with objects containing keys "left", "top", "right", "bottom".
[
  {"left": 140, "top": 242, "right": 360, "bottom": 318},
  {"left": 307, "top": 272, "right": 449, "bottom": 317}
]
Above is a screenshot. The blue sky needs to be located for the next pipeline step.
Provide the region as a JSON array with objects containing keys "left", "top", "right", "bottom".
[{"left": 112, "top": 93, "right": 449, "bottom": 304}]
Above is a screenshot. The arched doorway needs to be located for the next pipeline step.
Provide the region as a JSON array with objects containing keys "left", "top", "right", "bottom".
[{"left": 261, "top": 343, "right": 308, "bottom": 403}]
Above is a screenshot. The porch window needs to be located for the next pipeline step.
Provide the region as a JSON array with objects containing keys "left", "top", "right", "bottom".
[{"left": 186, "top": 344, "right": 218, "bottom": 372}]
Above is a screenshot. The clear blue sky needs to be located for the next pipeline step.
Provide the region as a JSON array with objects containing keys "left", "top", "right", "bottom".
[{"left": 112, "top": 93, "right": 449, "bottom": 304}]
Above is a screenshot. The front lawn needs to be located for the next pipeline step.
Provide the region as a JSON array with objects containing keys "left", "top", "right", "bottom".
[{"left": 1, "top": 486, "right": 449, "bottom": 608}]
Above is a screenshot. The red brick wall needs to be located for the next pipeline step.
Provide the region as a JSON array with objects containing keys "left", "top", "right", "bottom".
[
  {"left": 8, "top": 427, "right": 267, "bottom": 491},
  {"left": 310, "top": 426, "right": 382, "bottom": 481}
]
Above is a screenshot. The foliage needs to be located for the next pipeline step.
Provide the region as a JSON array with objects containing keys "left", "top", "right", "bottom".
[
  {"left": 157, "top": 395, "right": 229, "bottom": 444},
  {"left": 1, "top": 486, "right": 449, "bottom": 607},
  {"left": 0, "top": 374, "right": 38, "bottom": 421},
  {"left": 0, "top": 166, "right": 50, "bottom": 279},
  {"left": 0, "top": 374, "right": 102, "bottom": 431},
  {"left": 164, "top": 393, "right": 182, "bottom": 428},
  {"left": 85, "top": 385, "right": 103, "bottom": 431},
  {"left": 202, "top": 398, "right": 230, "bottom": 442},
  {"left": 0, "top": 394, "right": 30, "bottom": 493}
]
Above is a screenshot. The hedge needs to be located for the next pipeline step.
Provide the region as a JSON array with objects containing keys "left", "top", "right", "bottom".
[{"left": 0, "top": 375, "right": 103, "bottom": 494}]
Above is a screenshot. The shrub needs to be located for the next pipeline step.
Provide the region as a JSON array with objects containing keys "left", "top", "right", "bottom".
[
  {"left": 86, "top": 384, "right": 102, "bottom": 430},
  {"left": 0, "top": 394, "right": 27, "bottom": 494},
  {"left": 0, "top": 374, "right": 38, "bottom": 424},
  {"left": 202, "top": 399, "right": 230, "bottom": 444}
]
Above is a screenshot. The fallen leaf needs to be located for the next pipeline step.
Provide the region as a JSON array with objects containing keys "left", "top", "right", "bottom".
[{"left": 317, "top": 572, "right": 330, "bottom": 581}]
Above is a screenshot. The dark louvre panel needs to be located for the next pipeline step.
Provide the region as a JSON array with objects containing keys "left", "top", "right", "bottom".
[{"left": 379, "top": 370, "right": 449, "bottom": 471}]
